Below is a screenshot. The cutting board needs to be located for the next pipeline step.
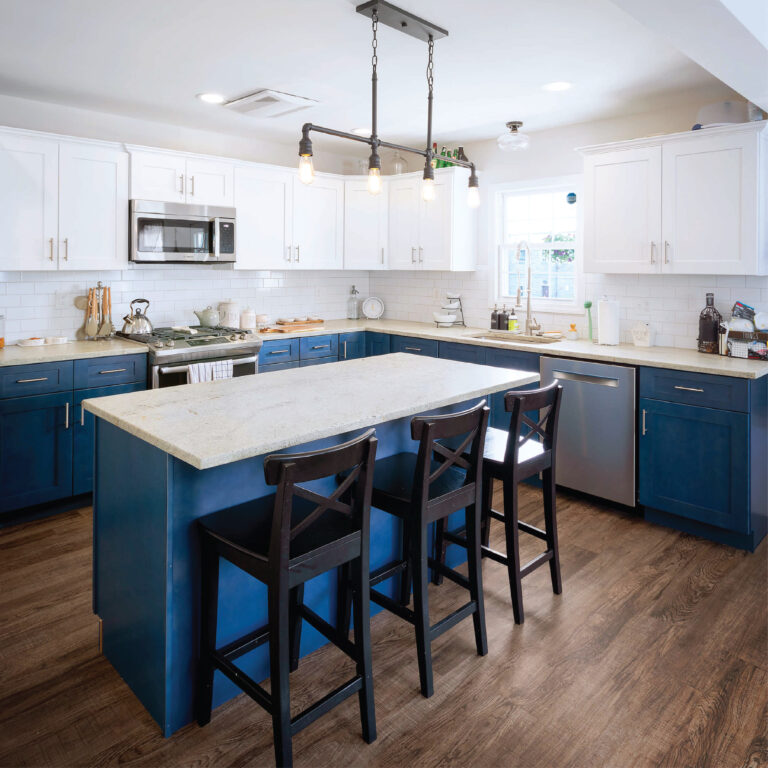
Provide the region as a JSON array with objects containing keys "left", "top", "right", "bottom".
[{"left": 260, "top": 324, "right": 325, "bottom": 334}]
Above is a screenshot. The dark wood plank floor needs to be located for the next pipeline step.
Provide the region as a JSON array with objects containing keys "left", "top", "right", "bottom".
[{"left": 1, "top": 483, "right": 766, "bottom": 768}]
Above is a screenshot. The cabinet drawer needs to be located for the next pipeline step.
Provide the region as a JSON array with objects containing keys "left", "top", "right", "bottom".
[
  {"left": 0, "top": 361, "right": 73, "bottom": 399},
  {"left": 259, "top": 338, "right": 299, "bottom": 364},
  {"left": 639, "top": 368, "right": 749, "bottom": 412},
  {"left": 258, "top": 361, "right": 300, "bottom": 373},
  {"left": 299, "top": 334, "right": 338, "bottom": 360},
  {"left": 300, "top": 357, "right": 338, "bottom": 367},
  {"left": 439, "top": 341, "right": 487, "bottom": 365},
  {"left": 391, "top": 336, "right": 438, "bottom": 357},
  {"left": 485, "top": 347, "right": 539, "bottom": 372},
  {"left": 74, "top": 354, "right": 147, "bottom": 389}
]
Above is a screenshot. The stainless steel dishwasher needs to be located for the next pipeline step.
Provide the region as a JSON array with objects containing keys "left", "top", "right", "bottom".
[{"left": 540, "top": 357, "right": 636, "bottom": 507}]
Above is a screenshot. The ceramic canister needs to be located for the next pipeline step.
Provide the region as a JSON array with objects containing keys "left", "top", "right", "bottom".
[{"left": 219, "top": 299, "right": 240, "bottom": 328}]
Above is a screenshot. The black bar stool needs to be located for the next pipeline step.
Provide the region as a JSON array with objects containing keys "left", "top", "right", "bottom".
[
  {"left": 196, "top": 429, "right": 378, "bottom": 768},
  {"left": 341, "top": 400, "right": 489, "bottom": 699},
  {"left": 434, "top": 382, "right": 563, "bottom": 624}
]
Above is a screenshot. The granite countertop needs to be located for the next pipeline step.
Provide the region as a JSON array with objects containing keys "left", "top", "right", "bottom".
[
  {"left": 0, "top": 338, "right": 147, "bottom": 367},
  {"left": 260, "top": 319, "right": 768, "bottom": 380},
  {"left": 84, "top": 353, "right": 538, "bottom": 470}
]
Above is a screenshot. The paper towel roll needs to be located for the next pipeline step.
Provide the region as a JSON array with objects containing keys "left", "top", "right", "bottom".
[{"left": 598, "top": 298, "right": 620, "bottom": 345}]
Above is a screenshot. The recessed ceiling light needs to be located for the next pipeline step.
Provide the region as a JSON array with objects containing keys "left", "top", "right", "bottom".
[
  {"left": 197, "top": 93, "right": 226, "bottom": 104},
  {"left": 542, "top": 81, "right": 572, "bottom": 92},
  {"left": 352, "top": 127, "right": 372, "bottom": 136}
]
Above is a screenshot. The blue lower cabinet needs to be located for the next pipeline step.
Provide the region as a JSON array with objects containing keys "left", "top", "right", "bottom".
[
  {"left": 259, "top": 338, "right": 300, "bottom": 366},
  {"left": 390, "top": 335, "right": 438, "bottom": 357},
  {"left": 438, "top": 341, "right": 487, "bottom": 365},
  {"left": 259, "top": 361, "right": 300, "bottom": 374},
  {"left": 0, "top": 391, "right": 73, "bottom": 512},
  {"left": 74, "top": 383, "right": 146, "bottom": 495},
  {"left": 639, "top": 397, "right": 749, "bottom": 533},
  {"left": 300, "top": 357, "right": 338, "bottom": 367},
  {"left": 339, "top": 332, "right": 365, "bottom": 360},
  {"left": 299, "top": 334, "right": 338, "bottom": 360},
  {"left": 483, "top": 347, "right": 540, "bottom": 429},
  {"left": 365, "top": 331, "right": 391, "bottom": 356},
  {"left": 74, "top": 354, "right": 147, "bottom": 390}
]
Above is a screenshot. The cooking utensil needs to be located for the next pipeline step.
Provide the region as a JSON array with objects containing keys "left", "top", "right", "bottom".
[
  {"left": 122, "top": 298, "right": 153, "bottom": 335},
  {"left": 85, "top": 288, "right": 99, "bottom": 337},
  {"left": 98, "top": 286, "right": 112, "bottom": 336}
]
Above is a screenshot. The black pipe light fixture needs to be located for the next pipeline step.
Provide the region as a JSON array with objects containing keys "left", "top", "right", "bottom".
[{"left": 298, "top": 1, "right": 480, "bottom": 208}]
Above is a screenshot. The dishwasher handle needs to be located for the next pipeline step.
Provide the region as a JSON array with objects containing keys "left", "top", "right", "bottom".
[{"left": 551, "top": 369, "right": 620, "bottom": 388}]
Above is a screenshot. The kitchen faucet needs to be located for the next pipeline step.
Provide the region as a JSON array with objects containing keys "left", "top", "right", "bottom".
[{"left": 515, "top": 240, "right": 541, "bottom": 336}]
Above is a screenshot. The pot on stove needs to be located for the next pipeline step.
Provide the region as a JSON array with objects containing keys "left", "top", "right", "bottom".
[{"left": 121, "top": 298, "right": 153, "bottom": 335}]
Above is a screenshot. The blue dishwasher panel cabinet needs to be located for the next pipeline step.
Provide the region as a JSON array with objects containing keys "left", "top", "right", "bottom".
[
  {"left": 74, "top": 383, "right": 146, "bottom": 495},
  {"left": 259, "top": 338, "right": 300, "bottom": 368},
  {"left": 438, "top": 341, "right": 487, "bottom": 365},
  {"left": 299, "top": 334, "right": 338, "bottom": 360},
  {"left": 365, "top": 332, "right": 391, "bottom": 357},
  {"left": 339, "top": 332, "right": 366, "bottom": 360},
  {"left": 0, "top": 391, "right": 73, "bottom": 512},
  {"left": 390, "top": 335, "right": 438, "bottom": 357}
]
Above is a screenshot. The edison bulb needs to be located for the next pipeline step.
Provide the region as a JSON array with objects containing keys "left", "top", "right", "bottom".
[
  {"left": 421, "top": 178, "right": 435, "bottom": 202},
  {"left": 467, "top": 186, "right": 480, "bottom": 208},
  {"left": 298, "top": 155, "right": 315, "bottom": 185},
  {"left": 367, "top": 167, "right": 382, "bottom": 195}
]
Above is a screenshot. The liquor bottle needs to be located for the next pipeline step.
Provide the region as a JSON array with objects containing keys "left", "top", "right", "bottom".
[
  {"left": 452, "top": 148, "right": 459, "bottom": 166},
  {"left": 490, "top": 305, "right": 499, "bottom": 330},
  {"left": 457, "top": 146, "right": 468, "bottom": 162},
  {"left": 431, "top": 142, "right": 438, "bottom": 169},
  {"left": 439, "top": 146, "right": 447, "bottom": 168},
  {"left": 697, "top": 293, "right": 722, "bottom": 354}
]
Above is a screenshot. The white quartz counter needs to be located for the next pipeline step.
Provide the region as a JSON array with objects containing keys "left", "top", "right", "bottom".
[
  {"left": 261, "top": 319, "right": 768, "bottom": 380},
  {"left": 84, "top": 353, "right": 538, "bottom": 470},
  {"left": 0, "top": 338, "right": 147, "bottom": 367}
]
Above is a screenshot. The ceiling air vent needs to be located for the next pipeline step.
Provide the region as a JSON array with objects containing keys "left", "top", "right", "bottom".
[{"left": 224, "top": 89, "right": 318, "bottom": 119}]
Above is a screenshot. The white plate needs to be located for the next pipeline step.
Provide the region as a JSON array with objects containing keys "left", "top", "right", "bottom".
[
  {"left": 17, "top": 338, "right": 45, "bottom": 346},
  {"left": 362, "top": 296, "right": 384, "bottom": 320}
]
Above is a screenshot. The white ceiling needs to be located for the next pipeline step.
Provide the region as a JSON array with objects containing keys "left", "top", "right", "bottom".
[{"left": 0, "top": 0, "right": 737, "bottom": 146}]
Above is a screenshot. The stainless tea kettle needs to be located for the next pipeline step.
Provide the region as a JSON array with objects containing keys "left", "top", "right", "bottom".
[{"left": 122, "top": 298, "right": 153, "bottom": 335}]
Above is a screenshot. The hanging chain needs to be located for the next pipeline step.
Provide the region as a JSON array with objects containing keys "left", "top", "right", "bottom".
[
  {"left": 371, "top": 9, "right": 378, "bottom": 76},
  {"left": 426, "top": 36, "right": 434, "bottom": 96}
]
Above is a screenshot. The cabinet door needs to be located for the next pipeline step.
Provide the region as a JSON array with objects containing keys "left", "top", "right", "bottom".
[
  {"left": 339, "top": 332, "right": 366, "bottom": 360},
  {"left": 388, "top": 177, "right": 420, "bottom": 269},
  {"left": 74, "top": 382, "right": 145, "bottom": 496},
  {"left": 390, "top": 335, "right": 438, "bottom": 357},
  {"left": 234, "top": 166, "right": 293, "bottom": 270},
  {"left": 661, "top": 132, "right": 759, "bottom": 275},
  {"left": 365, "top": 332, "right": 391, "bottom": 357},
  {"left": 583, "top": 147, "right": 662, "bottom": 273},
  {"left": 419, "top": 175, "right": 451, "bottom": 270},
  {"left": 638, "top": 398, "right": 749, "bottom": 532},
  {"left": 58, "top": 142, "right": 129, "bottom": 270},
  {"left": 292, "top": 176, "right": 344, "bottom": 269},
  {"left": 344, "top": 179, "right": 388, "bottom": 269},
  {"left": 130, "top": 150, "right": 186, "bottom": 203},
  {"left": 0, "top": 392, "right": 73, "bottom": 512},
  {"left": 0, "top": 133, "right": 59, "bottom": 270},
  {"left": 185, "top": 158, "right": 234, "bottom": 207}
]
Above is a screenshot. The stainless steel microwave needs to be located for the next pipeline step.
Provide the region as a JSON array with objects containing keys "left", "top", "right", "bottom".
[{"left": 130, "top": 200, "right": 236, "bottom": 263}]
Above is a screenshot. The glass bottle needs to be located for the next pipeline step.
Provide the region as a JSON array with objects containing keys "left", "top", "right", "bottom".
[
  {"left": 497, "top": 305, "right": 508, "bottom": 330},
  {"left": 490, "top": 304, "right": 498, "bottom": 330},
  {"left": 439, "top": 146, "right": 447, "bottom": 169},
  {"left": 347, "top": 286, "right": 361, "bottom": 320},
  {"left": 392, "top": 151, "right": 408, "bottom": 175},
  {"left": 697, "top": 293, "right": 722, "bottom": 354},
  {"left": 431, "top": 143, "right": 438, "bottom": 169}
]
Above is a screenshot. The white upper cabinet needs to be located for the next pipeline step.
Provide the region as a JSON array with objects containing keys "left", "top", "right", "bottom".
[
  {"left": 291, "top": 175, "right": 344, "bottom": 269},
  {"left": 130, "top": 150, "right": 234, "bottom": 207},
  {"left": 581, "top": 122, "right": 767, "bottom": 275},
  {"left": 344, "top": 178, "right": 388, "bottom": 270},
  {"left": 583, "top": 147, "right": 661, "bottom": 274},
  {"left": 387, "top": 168, "right": 476, "bottom": 271},
  {"left": 0, "top": 133, "right": 59, "bottom": 270},
  {"left": 234, "top": 166, "right": 293, "bottom": 270},
  {"left": 58, "top": 142, "right": 128, "bottom": 270}
]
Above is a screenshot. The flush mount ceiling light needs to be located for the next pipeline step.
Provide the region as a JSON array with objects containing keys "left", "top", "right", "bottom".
[
  {"left": 497, "top": 121, "right": 530, "bottom": 152},
  {"left": 197, "top": 93, "right": 226, "bottom": 104},
  {"left": 542, "top": 81, "right": 572, "bottom": 92},
  {"left": 352, "top": 127, "right": 373, "bottom": 136},
  {"left": 298, "top": 0, "right": 479, "bottom": 205}
]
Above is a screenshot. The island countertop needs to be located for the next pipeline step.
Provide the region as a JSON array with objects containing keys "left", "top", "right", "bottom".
[{"left": 84, "top": 353, "right": 538, "bottom": 470}]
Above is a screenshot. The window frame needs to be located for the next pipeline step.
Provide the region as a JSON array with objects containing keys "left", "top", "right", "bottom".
[{"left": 491, "top": 174, "right": 584, "bottom": 315}]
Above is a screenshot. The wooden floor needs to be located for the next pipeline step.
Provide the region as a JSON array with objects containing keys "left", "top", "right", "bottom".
[{"left": 1, "top": 483, "right": 766, "bottom": 768}]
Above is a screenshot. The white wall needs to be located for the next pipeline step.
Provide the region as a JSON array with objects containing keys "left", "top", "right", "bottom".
[{"left": 371, "top": 102, "right": 768, "bottom": 347}]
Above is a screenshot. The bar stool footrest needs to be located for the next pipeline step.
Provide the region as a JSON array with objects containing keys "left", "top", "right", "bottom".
[
  {"left": 370, "top": 587, "right": 415, "bottom": 623},
  {"left": 212, "top": 652, "right": 273, "bottom": 712},
  {"left": 220, "top": 623, "right": 271, "bottom": 661},
  {"left": 427, "top": 557, "right": 470, "bottom": 591},
  {"left": 518, "top": 520, "right": 548, "bottom": 541},
  {"left": 480, "top": 545, "right": 509, "bottom": 565},
  {"left": 298, "top": 603, "right": 358, "bottom": 661},
  {"left": 429, "top": 600, "right": 477, "bottom": 641},
  {"left": 290, "top": 675, "right": 363, "bottom": 736},
  {"left": 519, "top": 549, "right": 554, "bottom": 578},
  {"left": 370, "top": 559, "right": 408, "bottom": 587}
]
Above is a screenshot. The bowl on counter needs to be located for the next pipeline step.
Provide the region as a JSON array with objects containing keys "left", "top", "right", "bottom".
[{"left": 433, "top": 312, "right": 457, "bottom": 326}]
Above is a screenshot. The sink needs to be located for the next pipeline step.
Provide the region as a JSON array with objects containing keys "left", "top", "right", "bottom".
[{"left": 465, "top": 331, "right": 562, "bottom": 345}]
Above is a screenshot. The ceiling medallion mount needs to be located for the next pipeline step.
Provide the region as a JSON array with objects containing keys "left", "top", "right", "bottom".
[{"left": 297, "top": 1, "right": 480, "bottom": 207}]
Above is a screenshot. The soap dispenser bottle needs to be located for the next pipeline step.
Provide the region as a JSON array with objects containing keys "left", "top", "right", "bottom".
[
  {"left": 491, "top": 305, "right": 499, "bottom": 330},
  {"left": 347, "top": 285, "right": 361, "bottom": 320}
]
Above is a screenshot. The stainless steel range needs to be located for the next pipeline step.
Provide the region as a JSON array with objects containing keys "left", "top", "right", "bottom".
[{"left": 118, "top": 326, "right": 263, "bottom": 388}]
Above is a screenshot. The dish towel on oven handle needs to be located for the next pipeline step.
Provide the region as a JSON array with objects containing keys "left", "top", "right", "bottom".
[{"left": 187, "top": 359, "right": 234, "bottom": 384}]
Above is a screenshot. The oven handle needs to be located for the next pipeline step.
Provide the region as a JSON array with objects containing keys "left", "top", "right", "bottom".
[{"left": 158, "top": 355, "right": 258, "bottom": 376}]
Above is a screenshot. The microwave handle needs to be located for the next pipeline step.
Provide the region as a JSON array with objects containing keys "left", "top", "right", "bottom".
[{"left": 212, "top": 217, "right": 222, "bottom": 259}]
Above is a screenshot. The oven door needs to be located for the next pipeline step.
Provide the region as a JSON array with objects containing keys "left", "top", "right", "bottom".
[{"left": 151, "top": 355, "right": 258, "bottom": 388}]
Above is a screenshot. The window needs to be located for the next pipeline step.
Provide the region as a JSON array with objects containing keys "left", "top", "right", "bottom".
[{"left": 495, "top": 177, "right": 582, "bottom": 312}]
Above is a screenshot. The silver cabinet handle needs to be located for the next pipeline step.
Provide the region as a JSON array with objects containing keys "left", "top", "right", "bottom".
[
  {"left": 664, "top": 241, "right": 670, "bottom": 264},
  {"left": 411, "top": 247, "right": 416, "bottom": 263},
  {"left": 285, "top": 246, "right": 292, "bottom": 262},
  {"left": 381, "top": 247, "right": 385, "bottom": 265},
  {"left": 269, "top": 349, "right": 290, "bottom": 355},
  {"left": 650, "top": 241, "right": 656, "bottom": 264},
  {"left": 674, "top": 385, "right": 704, "bottom": 393},
  {"left": 65, "top": 402, "right": 70, "bottom": 430},
  {"left": 81, "top": 404, "right": 85, "bottom": 426},
  {"left": 311, "top": 344, "right": 330, "bottom": 350},
  {"left": 16, "top": 377, "right": 49, "bottom": 383},
  {"left": 98, "top": 368, "right": 127, "bottom": 374},
  {"left": 295, "top": 245, "right": 300, "bottom": 263},
  {"left": 552, "top": 370, "right": 620, "bottom": 387},
  {"left": 190, "top": 175, "right": 195, "bottom": 196},
  {"left": 642, "top": 409, "right": 647, "bottom": 436},
  {"left": 49, "top": 237, "right": 54, "bottom": 262},
  {"left": 63, "top": 237, "right": 68, "bottom": 261},
  {"left": 342, "top": 340, "right": 347, "bottom": 359},
  {"left": 179, "top": 174, "right": 184, "bottom": 194},
  {"left": 404, "top": 346, "right": 422, "bottom": 352},
  {"left": 419, "top": 246, "right": 423, "bottom": 263}
]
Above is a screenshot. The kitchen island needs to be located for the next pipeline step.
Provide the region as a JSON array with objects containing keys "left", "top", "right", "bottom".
[{"left": 84, "top": 353, "right": 538, "bottom": 736}]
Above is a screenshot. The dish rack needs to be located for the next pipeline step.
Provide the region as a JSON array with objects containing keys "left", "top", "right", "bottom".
[{"left": 434, "top": 295, "right": 466, "bottom": 328}]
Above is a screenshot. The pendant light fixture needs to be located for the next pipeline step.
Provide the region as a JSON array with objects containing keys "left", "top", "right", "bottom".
[
  {"left": 297, "top": 1, "right": 479, "bottom": 208},
  {"left": 497, "top": 121, "right": 530, "bottom": 152}
]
